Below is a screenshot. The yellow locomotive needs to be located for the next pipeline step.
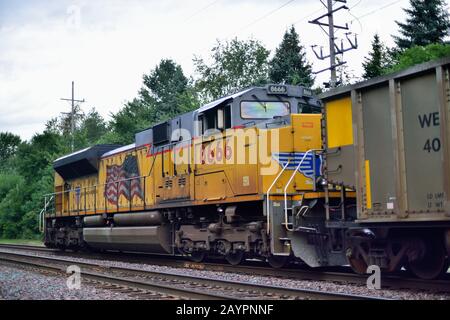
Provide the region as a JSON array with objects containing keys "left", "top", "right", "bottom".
[
  {"left": 44, "top": 84, "right": 344, "bottom": 267},
  {"left": 43, "top": 59, "right": 450, "bottom": 279}
]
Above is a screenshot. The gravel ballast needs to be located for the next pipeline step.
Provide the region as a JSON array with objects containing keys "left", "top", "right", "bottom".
[
  {"left": 0, "top": 264, "right": 137, "bottom": 300},
  {"left": 0, "top": 248, "right": 449, "bottom": 300}
]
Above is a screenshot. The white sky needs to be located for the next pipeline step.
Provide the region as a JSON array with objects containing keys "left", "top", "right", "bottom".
[{"left": 0, "top": 0, "right": 446, "bottom": 140}]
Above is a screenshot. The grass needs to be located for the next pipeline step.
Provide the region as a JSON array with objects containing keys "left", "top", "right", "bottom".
[{"left": 0, "top": 239, "right": 44, "bottom": 246}]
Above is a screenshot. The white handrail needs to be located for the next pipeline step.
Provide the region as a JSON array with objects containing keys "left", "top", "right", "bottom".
[
  {"left": 283, "top": 149, "right": 322, "bottom": 231},
  {"left": 40, "top": 196, "right": 53, "bottom": 233},
  {"left": 266, "top": 160, "right": 291, "bottom": 234},
  {"left": 39, "top": 208, "right": 45, "bottom": 233}
]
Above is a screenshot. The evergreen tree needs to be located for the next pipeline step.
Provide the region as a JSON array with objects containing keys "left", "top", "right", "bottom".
[
  {"left": 362, "top": 34, "right": 390, "bottom": 79},
  {"left": 394, "top": 0, "right": 450, "bottom": 51},
  {"left": 140, "top": 59, "right": 198, "bottom": 123},
  {"left": 269, "top": 26, "right": 314, "bottom": 87}
]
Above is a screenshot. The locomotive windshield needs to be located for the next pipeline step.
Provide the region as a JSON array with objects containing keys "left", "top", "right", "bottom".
[{"left": 240, "top": 101, "right": 290, "bottom": 119}]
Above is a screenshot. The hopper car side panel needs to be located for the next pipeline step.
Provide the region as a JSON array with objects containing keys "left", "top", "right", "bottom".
[{"left": 319, "top": 57, "right": 450, "bottom": 279}]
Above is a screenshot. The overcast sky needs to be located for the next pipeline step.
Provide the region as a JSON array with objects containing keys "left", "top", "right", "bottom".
[{"left": 1, "top": 0, "right": 445, "bottom": 140}]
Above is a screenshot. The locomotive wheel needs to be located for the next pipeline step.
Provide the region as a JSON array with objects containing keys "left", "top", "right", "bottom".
[
  {"left": 408, "top": 239, "right": 448, "bottom": 280},
  {"left": 225, "top": 251, "right": 245, "bottom": 266},
  {"left": 348, "top": 256, "right": 368, "bottom": 275},
  {"left": 189, "top": 251, "right": 207, "bottom": 263},
  {"left": 267, "top": 255, "right": 289, "bottom": 268}
]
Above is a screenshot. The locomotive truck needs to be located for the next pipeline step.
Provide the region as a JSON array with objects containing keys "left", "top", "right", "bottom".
[{"left": 42, "top": 58, "right": 450, "bottom": 279}]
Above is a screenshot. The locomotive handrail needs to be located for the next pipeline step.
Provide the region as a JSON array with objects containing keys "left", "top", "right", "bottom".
[
  {"left": 39, "top": 195, "right": 53, "bottom": 233},
  {"left": 44, "top": 174, "right": 149, "bottom": 216},
  {"left": 283, "top": 149, "right": 322, "bottom": 232},
  {"left": 39, "top": 207, "right": 45, "bottom": 233},
  {"left": 266, "top": 160, "right": 291, "bottom": 234}
]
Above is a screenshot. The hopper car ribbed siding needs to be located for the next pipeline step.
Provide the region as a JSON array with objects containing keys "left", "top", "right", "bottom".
[{"left": 320, "top": 57, "right": 450, "bottom": 279}]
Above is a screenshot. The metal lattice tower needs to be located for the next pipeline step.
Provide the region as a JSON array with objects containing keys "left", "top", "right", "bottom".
[
  {"left": 309, "top": 0, "right": 358, "bottom": 88},
  {"left": 61, "top": 81, "right": 85, "bottom": 152}
]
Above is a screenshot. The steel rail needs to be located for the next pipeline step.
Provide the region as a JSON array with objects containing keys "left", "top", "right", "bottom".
[
  {"left": 0, "top": 244, "right": 55, "bottom": 252},
  {"left": 2, "top": 244, "right": 449, "bottom": 294},
  {"left": 0, "top": 249, "right": 383, "bottom": 300},
  {"left": 0, "top": 251, "right": 233, "bottom": 300}
]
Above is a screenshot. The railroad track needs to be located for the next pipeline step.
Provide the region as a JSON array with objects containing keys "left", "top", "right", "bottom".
[
  {"left": 0, "top": 249, "right": 382, "bottom": 300},
  {"left": 0, "top": 243, "right": 55, "bottom": 252},
  {"left": 183, "top": 261, "right": 450, "bottom": 294},
  {"left": 2, "top": 243, "right": 449, "bottom": 294}
]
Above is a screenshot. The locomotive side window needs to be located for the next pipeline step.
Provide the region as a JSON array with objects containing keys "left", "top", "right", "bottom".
[
  {"left": 241, "top": 101, "right": 290, "bottom": 119},
  {"left": 224, "top": 105, "right": 232, "bottom": 129},
  {"left": 198, "top": 105, "right": 232, "bottom": 135},
  {"left": 299, "top": 102, "right": 321, "bottom": 114}
]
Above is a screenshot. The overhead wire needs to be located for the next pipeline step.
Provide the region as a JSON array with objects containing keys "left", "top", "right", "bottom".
[
  {"left": 226, "top": 0, "right": 297, "bottom": 38},
  {"left": 292, "top": 7, "right": 325, "bottom": 26},
  {"left": 185, "top": 0, "right": 221, "bottom": 22},
  {"left": 349, "top": 0, "right": 404, "bottom": 23}
]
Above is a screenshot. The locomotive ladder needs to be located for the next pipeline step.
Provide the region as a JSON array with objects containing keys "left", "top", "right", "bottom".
[
  {"left": 266, "top": 149, "right": 323, "bottom": 235},
  {"left": 282, "top": 149, "right": 322, "bottom": 232},
  {"left": 266, "top": 160, "right": 291, "bottom": 234}
]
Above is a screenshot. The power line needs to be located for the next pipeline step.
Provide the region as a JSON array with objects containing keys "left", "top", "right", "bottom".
[
  {"left": 291, "top": 0, "right": 362, "bottom": 27},
  {"left": 185, "top": 0, "right": 221, "bottom": 22},
  {"left": 349, "top": 0, "right": 403, "bottom": 22},
  {"left": 226, "top": 0, "right": 297, "bottom": 38},
  {"left": 292, "top": 7, "right": 324, "bottom": 25},
  {"left": 347, "top": 8, "right": 363, "bottom": 32},
  {"left": 349, "top": 0, "right": 363, "bottom": 10}
]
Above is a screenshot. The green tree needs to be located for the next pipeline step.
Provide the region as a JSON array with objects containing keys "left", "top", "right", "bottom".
[
  {"left": 362, "top": 34, "right": 391, "bottom": 79},
  {"left": 77, "top": 108, "right": 108, "bottom": 146},
  {"left": 269, "top": 26, "right": 314, "bottom": 87},
  {"left": 389, "top": 43, "right": 450, "bottom": 73},
  {"left": 0, "top": 128, "right": 66, "bottom": 239},
  {"left": 0, "top": 179, "right": 26, "bottom": 238},
  {"left": 194, "top": 38, "right": 270, "bottom": 101},
  {"left": 0, "top": 174, "right": 23, "bottom": 200},
  {"left": 0, "top": 132, "right": 21, "bottom": 165},
  {"left": 394, "top": 0, "right": 450, "bottom": 51},
  {"left": 57, "top": 104, "right": 85, "bottom": 137},
  {"left": 107, "top": 99, "right": 154, "bottom": 144},
  {"left": 15, "top": 131, "right": 66, "bottom": 181},
  {"left": 108, "top": 59, "right": 198, "bottom": 144},
  {"left": 140, "top": 59, "right": 198, "bottom": 122}
]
